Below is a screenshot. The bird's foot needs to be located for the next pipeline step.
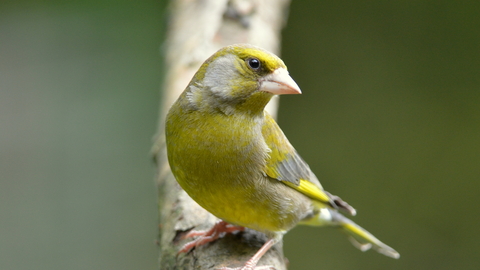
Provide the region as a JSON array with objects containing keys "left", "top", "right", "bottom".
[{"left": 178, "top": 220, "right": 244, "bottom": 253}]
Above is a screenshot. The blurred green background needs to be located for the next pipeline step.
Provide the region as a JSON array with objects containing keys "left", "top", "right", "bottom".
[{"left": 1, "top": 1, "right": 479, "bottom": 270}]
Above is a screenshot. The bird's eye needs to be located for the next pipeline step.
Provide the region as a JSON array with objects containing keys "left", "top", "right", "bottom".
[{"left": 247, "top": 58, "right": 261, "bottom": 70}]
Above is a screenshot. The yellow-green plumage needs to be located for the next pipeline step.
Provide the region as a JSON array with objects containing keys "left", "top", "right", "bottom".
[
  {"left": 165, "top": 44, "right": 399, "bottom": 268},
  {"left": 167, "top": 102, "right": 313, "bottom": 233}
]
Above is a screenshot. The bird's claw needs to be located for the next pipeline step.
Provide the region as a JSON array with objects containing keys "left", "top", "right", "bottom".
[{"left": 178, "top": 221, "right": 244, "bottom": 254}]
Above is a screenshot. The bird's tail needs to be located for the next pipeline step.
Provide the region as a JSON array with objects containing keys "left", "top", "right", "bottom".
[{"left": 301, "top": 208, "right": 400, "bottom": 259}]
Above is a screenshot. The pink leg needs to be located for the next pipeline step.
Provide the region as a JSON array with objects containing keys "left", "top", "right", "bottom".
[
  {"left": 178, "top": 220, "right": 244, "bottom": 254},
  {"left": 217, "top": 238, "right": 277, "bottom": 270}
]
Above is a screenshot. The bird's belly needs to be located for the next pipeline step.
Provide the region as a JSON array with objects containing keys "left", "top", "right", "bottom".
[{"left": 178, "top": 169, "right": 312, "bottom": 234}]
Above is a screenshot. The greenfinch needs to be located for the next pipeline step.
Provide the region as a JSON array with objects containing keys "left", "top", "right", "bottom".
[{"left": 165, "top": 44, "right": 399, "bottom": 269}]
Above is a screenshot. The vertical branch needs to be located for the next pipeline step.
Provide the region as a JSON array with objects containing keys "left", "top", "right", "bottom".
[{"left": 153, "top": 1, "right": 292, "bottom": 269}]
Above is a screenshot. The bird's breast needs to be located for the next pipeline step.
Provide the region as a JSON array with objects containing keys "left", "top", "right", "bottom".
[{"left": 168, "top": 112, "right": 267, "bottom": 185}]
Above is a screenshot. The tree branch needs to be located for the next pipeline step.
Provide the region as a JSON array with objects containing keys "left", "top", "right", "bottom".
[{"left": 153, "top": 1, "right": 292, "bottom": 269}]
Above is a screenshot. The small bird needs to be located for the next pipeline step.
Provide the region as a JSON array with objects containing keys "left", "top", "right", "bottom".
[{"left": 165, "top": 44, "right": 399, "bottom": 270}]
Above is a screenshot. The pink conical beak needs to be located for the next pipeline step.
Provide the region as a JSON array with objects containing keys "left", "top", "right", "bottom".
[{"left": 259, "top": 68, "right": 302, "bottom": 95}]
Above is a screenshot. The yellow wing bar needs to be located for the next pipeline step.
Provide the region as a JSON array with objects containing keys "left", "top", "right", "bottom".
[{"left": 282, "top": 179, "right": 330, "bottom": 204}]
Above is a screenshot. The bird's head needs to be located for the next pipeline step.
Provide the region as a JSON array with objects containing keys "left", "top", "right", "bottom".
[{"left": 186, "top": 44, "right": 301, "bottom": 115}]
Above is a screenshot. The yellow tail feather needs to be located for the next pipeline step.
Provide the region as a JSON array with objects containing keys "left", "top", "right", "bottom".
[
  {"left": 300, "top": 208, "right": 400, "bottom": 259},
  {"left": 336, "top": 213, "right": 400, "bottom": 259}
]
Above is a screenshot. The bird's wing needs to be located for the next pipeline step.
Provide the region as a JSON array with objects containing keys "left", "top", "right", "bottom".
[{"left": 262, "top": 113, "right": 356, "bottom": 215}]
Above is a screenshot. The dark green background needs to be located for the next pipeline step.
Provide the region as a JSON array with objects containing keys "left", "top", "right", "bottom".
[{"left": 1, "top": 1, "right": 478, "bottom": 269}]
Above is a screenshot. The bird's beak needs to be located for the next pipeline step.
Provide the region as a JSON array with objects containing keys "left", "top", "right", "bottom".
[{"left": 259, "top": 68, "right": 302, "bottom": 95}]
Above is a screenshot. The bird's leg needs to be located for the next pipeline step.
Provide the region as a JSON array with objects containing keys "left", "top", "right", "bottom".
[
  {"left": 216, "top": 238, "right": 277, "bottom": 270},
  {"left": 178, "top": 220, "right": 244, "bottom": 253}
]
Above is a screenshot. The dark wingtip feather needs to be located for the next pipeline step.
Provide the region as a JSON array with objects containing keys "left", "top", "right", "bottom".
[{"left": 325, "top": 191, "right": 357, "bottom": 216}]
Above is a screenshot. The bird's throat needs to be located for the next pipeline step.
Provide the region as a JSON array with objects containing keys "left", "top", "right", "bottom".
[{"left": 234, "top": 91, "right": 273, "bottom": 116}]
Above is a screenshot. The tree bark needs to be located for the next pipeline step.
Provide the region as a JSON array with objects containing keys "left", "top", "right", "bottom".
[{"left": 153, "top": 1, "right": 292, "bottom": 269}]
